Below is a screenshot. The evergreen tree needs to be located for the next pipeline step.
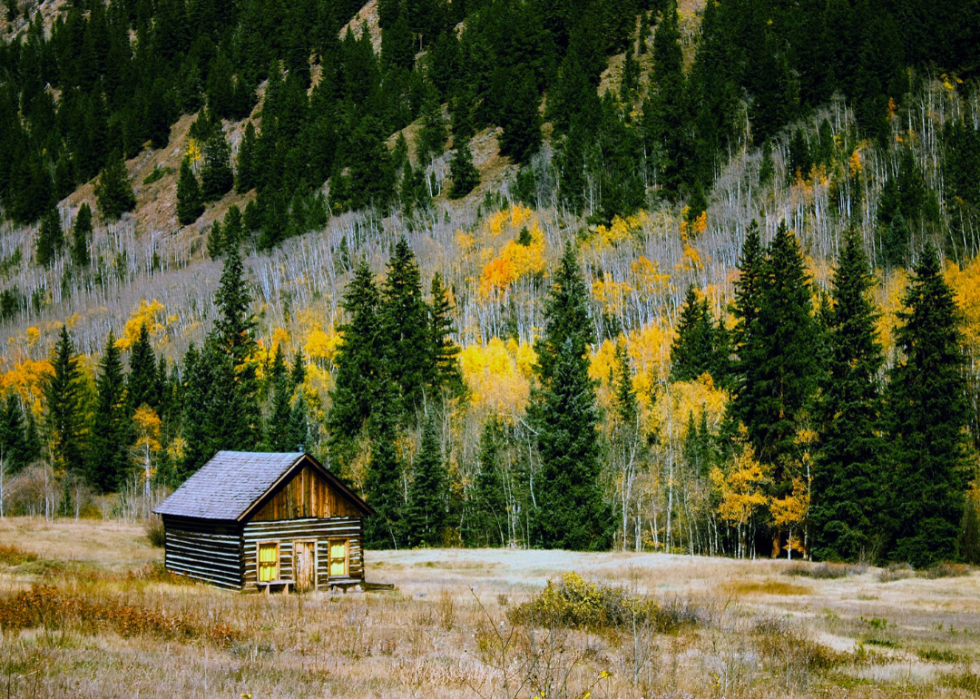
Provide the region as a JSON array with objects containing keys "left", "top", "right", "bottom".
[
  {"left": 884, "top": 245, "right": 970, "bottom": 567},
  {"left": 532, "top": 246, "right": 612, "bottom": 550},
  {"left": 463, "top": 417, "right": 507, "bottom": 547},
  {"left": 128, "top": 322, "right": 158, "bottom": 412},
  {"left": 448, "top": 139, "right": 480, "bottom": 199},
  {"left": 236, "top": 121, "right": 259, "bottom": 194},
  {"left": 428, "top": 272, "right": 464, "bottom": 397},
  {"left": 811, "top": 229, "right": 886, "bottom": 562},
  {"left": 206, "top": 221, "right": 225, "bottom": 258},
  {"left": 45, "top": 326, "right": 89, "bottom": 477},
  {"left": 288, "top": 391, "right": 310, "bottom": 451},
  {"left": 0, "top": 392, "right": 31, "bottom": 474},
  {"left": 88, "top": 331, "right": 130, "bottom": 493},
  {"left": 671, "top": 286, "right": 716, "bottom": 383},
  {"left": 214, "top": 243, "right": 257, "bottom": 366},
  {"left": 363, "top": 381, "right": 403, "bottom": 548},
  {"left": 200, "top": 130, "right": 234, "bottom": 202},
  {"left": 290, "top": 348, "right": 306, "bottom": 388},
  {"left": 498, "top": 70, "right": 542, "bottom": 165},
  {"left": 176, "top": 157, "right": 204, "bottom": 225},
  {"left": 266, "top": 346, "right": 293, "bottom": 451},
  {"left": 382, "top": 238, "right": 431, "bottom": 416},
  {"left": 402, "top": 415, "right": 447, "bottom": 547},
  {"left": 71, "top": 203, "right": 93, "bottom": 268},
  {"left": 416, "top": 86, "right": 447, "bottom": 164},
  {"left": 328, "top": 263, "right": 384, "bottom": 469},
  {"left": 179, "top": 343, "right": 214, "bottom": 478},
  {"left": 94, "top": 151, "right": 136, "bottom": 221},
  {"left": 36, "top": 208, "right": 65, "bottom": 268}
]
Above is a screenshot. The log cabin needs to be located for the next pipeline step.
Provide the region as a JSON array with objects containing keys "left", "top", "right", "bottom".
[{"left": 154, "top": 451, "right": 374, "bottom": 592}]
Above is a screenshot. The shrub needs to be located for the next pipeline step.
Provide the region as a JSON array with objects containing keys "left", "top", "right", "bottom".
[
  {"left": 922, "top": 561, "right": 973, "bottom": 579},
  {"left": 0, "top": 544, "right": 38, "bottom": 566},
  {"left": 878, "top": 563, "right": 915, "bottom": 582},
  {"left": 144, "top": 515, "right": 166, "bottom": 547},
  {"left": 785, "top": 562, "right": 865, "bottom": 579},
  {"left": 510, "top": 572, "right": 698, "bottom": 634}
]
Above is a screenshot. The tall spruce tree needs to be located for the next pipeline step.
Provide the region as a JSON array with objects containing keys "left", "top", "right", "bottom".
[
  {"left": 266, "top": 346, "right": 293, "bottom": 451},
  {"left": 45, "top": 326, "right": 89, "bottom": 477},
  {"left": 328, "top": 262, "right": 384, "bottom": 470},
  {"left": 70, "top": 203, "right": 93, "bottom": 268},
  {"left": 448, "top": 139, "right": 480, "bottom": 199},
  {"left": 88, "top": 331, "right": 131, "bottom": 493},
  {"left": 363, "top": 381, "right": 403, "bottom": 548},
  {"left": 179, "top": 343, "right": 214, "bottom": 478},
  {"left": 128, "top": 322, "right": 158, "bottom": 413},
  {"left": 532, "top": 245, "right": 612, "bottom": 550},
  {"left": 94, "top": 152, "right": 136, "bottom": 221},
  {"left": 382, "top": 238, "right": 431, "bottom": 417},
  {"left": 176, "top": 158, "right": 205, "bottom": 225},
  {"left": 811, "top": 229, "right": 886, "bottom": 562},
  {"left": 402, "top": 415, "right": 447, "bottom": 547},
  {"left": 463, "top": 417, "right": 507, "bottom": 547},
  {"left": 236, "top": 121, "right": 258, "bottom": 194},
  {"left": 428, "top": 272, "right": 464, "bottom": 398},
  {"left": 671, "top": 286, "right": 717, "bottom": 383},
  {"left": 0, "top": 392, "right": 32, "bottom": 474},
  {"left": 884, "top": 245, "right": 970, "bottom": 567},
  {"left": 200, "top": 130, "right": 234, "bottom": 202},
  {"left": 36, "top": 208, "right": 65, "bottom": 269}
]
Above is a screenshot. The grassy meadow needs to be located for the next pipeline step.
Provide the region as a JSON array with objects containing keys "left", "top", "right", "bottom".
[{"left": 1, "top": 517, "right": 980, "bottom": 698}]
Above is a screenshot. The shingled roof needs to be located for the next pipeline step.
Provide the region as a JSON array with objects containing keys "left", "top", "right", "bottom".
[{"left": 154, "top": 451, "right": 372, "bottom": 521}]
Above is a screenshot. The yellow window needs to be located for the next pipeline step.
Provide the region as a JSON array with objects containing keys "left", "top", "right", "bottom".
[
  {"left": 258, "top": 543, "right": 279, "bottom": 582},
  {"left": 329, "top": 540, "right": 348, "bottom": 577}
]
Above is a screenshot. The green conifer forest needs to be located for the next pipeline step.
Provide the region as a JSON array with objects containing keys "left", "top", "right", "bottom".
[{"left": 0, "top": 0, "right": 978, "bottom": 562}]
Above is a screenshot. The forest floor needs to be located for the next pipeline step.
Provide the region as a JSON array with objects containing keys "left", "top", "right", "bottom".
[{"left": 1, "top": 517, "right": 979, "bottom": 698}]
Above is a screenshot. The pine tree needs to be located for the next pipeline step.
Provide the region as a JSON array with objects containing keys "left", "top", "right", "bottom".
[
  {"left": 290, "top": 348, "right": 306, "bottom": 388},
  {"left": 416, "top": 86, "right": 447, "bottom": 164},
  {"left": 176, "top": 157, "right": 204, "bottom": 225},
  {"left": 288, "top": 391, "right": 310, "bottom": 451},
  {"left": 88, "top": 331, "right": 131, "bottom": 493},
  {"left": 884, "top": 245, "right": 970, "bottom": 567},
  {"left": 811, "top": 229, "right": 886, "bottom": 562},
  {"left": 363, "top": 382, "right": 403, "bottom": 549},
  {"left": 266, "top": 346, "right": 293, "bottom": 451},
  {"left": 94, "top": 152, "right": 136, "bottom": 221},
  {"left": 200, "top": 130, "right": 234, "bottom": 202},
  {"left": 671, "top": 286, "right": 716, "bottom": 383},
  {"left": 179, "top": 343, "right": 214, "bottom": 478},
  {"left": 402, "top": 415, "right": 447, "bottom": 547},
  {"left": 128, "top": 322, "right": 158, "bottom": 412},
  {"left": 448, "top": 139, "right": 480, "bottom": 199},
  {"left": 328, "top": 263, "right": 384, "bottom": 470},
  {"left": 36, "top": 208, "right": 65, "bottom": 268},
  {"left": 382, "top": 238, "right": 431, "bottom": 417},
  {"left": 236, "top": 122, "right": 258, "bottom": 194},
  {"left": 532, "top": 245, "right": 612, "bottom": 550},
  {"left": 214, "top": 243, "right": 257, "bottom": 366},
  {"left": 206, "top": 221, "right": 225, "bottom": 258},
  {"left": 428, "top": 272, "right": 464, "bottom": 397},
  {"left": 463, "top": 417, "right": 507, "bottom": 547},
  {"left": 0, "top": 392, "right": 31, "bottom": 474},
  {"left": 71, "top": 203, "right": 93, "bottom": 268},
  {"left": 45, "top": 326, "right": 89, "bottom": 478},
  {"left": 498, "top": 70, "right": 542, "bottom": 166}
]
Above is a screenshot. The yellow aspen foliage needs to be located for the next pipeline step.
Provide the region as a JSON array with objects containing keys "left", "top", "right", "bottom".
[
  {"left": 115, "top": 300, "right": 167, "bottom": 350},
  {"left": 591, "top": 277, "right": 631, "bottom": 317},
  {"left": 479, "top": 217, "right": 546, "bottom": 298},
  {"left": 305, "top": 327, "right": 343, "bottom": 365},
  {"left": 627, "top": 320, "right": 676, "bottom": 390},
  {"left": 710, "top": 438, "right": 770, "bottom": 531},
  {"left": 876, "top": 268, "right": 909, "bottom": 359},
  {"left": 631, "top": 257, "right": 673, "bottom": 304},
  {"left": 0, "top": 359, "right": 54, "bottom": 416},
  {"left": 586, "top": 212, "right": 648, "bottom": 253},
  {"left": 486, "top": 203, "right": 535, "bottom": 238},
  {"left": 649, "top": 374, "right": 727, "bottom": 439},
  {"left": 679, "top": 209, "right": 707, "bottom": 241},
  {"left": 848, "top": 149, "right": 863, "bottom": 178},
  {"left": 770, "top": 475, "right": 810, "bottom": 555},
  {"left": 946, "top": 257, "right": 980, "bottom": 354},
  {"left": 185, "top": 138, "right": 203, "bottom": 164},
  {"left": 676, "top": 244, "right": 705, "bottom": 274},
  {"left": 132, "top": 405, "right": 163, "bottom": 487},
  {"left": 459, "top": 337, "right": 532, "bottom": 419},
  {"left": 26, "top": 327, "right": 40, "bottom": 347}
]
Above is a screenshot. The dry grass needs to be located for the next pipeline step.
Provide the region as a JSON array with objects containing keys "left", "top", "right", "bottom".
[{"left": 2, "top": 517, "right": 980, "bottom": 698}]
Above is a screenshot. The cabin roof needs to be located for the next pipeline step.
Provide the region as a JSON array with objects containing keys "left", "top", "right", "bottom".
[{"left": 154, "top": 451, "right": 374, "bottom": 521}]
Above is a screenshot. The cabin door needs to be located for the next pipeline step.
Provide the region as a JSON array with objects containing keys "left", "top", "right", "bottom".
[{"left": 293, "top": 541, "right": 316, "bottom": 591}]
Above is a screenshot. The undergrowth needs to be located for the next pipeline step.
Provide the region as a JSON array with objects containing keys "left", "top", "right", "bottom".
[
  {"left": 0, "top": 544, "right": 38, "bottom": 566},
  {"left": 0, "top": 583, "right": 237, "bottom": 645},
  {"left": 510, "top": 572, "right": 699, "bottom": 634},
  {"left": 785, "top": 562, "right": 865, "bottom": 579}
]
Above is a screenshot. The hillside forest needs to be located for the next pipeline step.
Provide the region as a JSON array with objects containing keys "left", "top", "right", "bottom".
[{"left": 0, "top": 0, "right": 979, "bottom": 565}]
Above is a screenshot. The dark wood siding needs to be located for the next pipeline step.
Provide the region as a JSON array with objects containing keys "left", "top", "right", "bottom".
[
  {"left": 242, "top": 517, "right": 364, "bottom": 590},
  {"left": 250, "top": 465, "right": 362, "bottom": 521},
  {"left": 163, "top": 516, "right": 243, "bottom": 589}
]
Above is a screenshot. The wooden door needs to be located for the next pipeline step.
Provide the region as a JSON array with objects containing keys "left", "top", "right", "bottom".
[{"left": 293, "top": 541, "right": 316, "bottom": 591}]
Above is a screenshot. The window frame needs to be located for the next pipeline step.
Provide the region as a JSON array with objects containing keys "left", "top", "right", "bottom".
[
  {"left": 327, "top": 538, "right": 349, "bottom": 578},
  {"left": 256, "top": 540, "right": 281, "bottom": 584}
]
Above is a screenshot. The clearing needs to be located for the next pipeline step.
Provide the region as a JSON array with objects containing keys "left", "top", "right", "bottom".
[{"left": 1, "top": 517, "right": 979, "bottom": 698}]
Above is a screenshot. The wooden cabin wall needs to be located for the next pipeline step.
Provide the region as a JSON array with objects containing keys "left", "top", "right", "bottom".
[
  {"left": 250, "top": 466, "right": 362, "bottom": 521},
  {"left": 163, "top": 516, "right": 243, "bottom": 589},
  {"left": 242, "top": 517, "right": 364, "bottom": 590}
]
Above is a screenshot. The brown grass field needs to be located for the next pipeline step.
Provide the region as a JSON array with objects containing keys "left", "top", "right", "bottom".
[{"left": 1, "top": 517, "right": 979, "bottom": 698}]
